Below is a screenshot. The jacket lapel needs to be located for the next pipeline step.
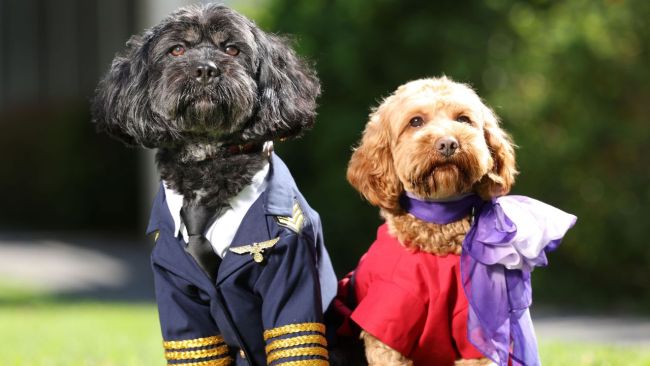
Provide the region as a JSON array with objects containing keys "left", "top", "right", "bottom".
[
  {"left": 215, "top": 153, "right": 299, "bottom": 285},
  {"left": 216, "top": 191, "right": 270, "bottom": 285},
  {"left": 146, "top": 183, "right": 173, "bottom": 236},
  {"left": 148, "top": 185, "right": 217, "bottom": 293}
]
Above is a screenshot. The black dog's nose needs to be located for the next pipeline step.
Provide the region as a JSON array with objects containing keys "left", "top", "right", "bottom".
[
  {"left": 436, "top": 136, "right": 459, "bottom": 157},
  {"left": 194, "top": 61, "right": 219, "bottom": 85}
]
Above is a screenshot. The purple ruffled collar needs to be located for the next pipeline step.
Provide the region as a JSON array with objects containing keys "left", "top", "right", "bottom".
[{"left": 401, "top": 192, "right": 577, "bottom": 366}]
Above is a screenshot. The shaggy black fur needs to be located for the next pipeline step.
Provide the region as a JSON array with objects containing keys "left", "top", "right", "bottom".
[{"left": 91, "top": 4, "right": 320, "bottom": 211}]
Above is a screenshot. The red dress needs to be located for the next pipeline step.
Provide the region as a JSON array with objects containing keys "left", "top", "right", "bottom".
[{"left": 350, "top": 224, "right": 484, "bottom": 365}]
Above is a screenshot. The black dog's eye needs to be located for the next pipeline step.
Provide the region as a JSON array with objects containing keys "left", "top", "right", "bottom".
[
  {"left": 456, "top": 115, "right": 472, "bottom": 124},
  {"left": 409, "top": 116, "right": 424, "bottom": 127},
  {"left": 225, "top": 45, "right": 240, "bottom": 56},
  {"left": 170, "top": 45, "right": 185, "bottom": 57}
]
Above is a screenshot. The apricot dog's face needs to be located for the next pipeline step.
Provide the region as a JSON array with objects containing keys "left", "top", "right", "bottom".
[
  {"left": 389, "top": 80, "right": 494, "bottom": 198},
  {"left": 348, "top": 77, "right": 517, "bottom": 212}
]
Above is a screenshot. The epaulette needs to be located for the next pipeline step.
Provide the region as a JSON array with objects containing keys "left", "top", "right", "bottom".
[{"left": 276, "top": 201, "right": 305, "bottom": 234}]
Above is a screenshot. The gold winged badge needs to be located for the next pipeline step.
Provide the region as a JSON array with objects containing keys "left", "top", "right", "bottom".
[{"left": 229, "top": 237, "right": 280, "bottom": 263}]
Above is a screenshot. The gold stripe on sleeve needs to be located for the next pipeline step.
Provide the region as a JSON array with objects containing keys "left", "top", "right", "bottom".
[
  {"left": 267, "top": 346, "right": 328, "bottom": 363},
  {"left": 265, "top": 334, "right": 328, "bottom": 354},
  {"left": 163, "top": 335, "right": 225, "bottom": 350},
  {"left": 272, "top": 361, "right": 329, "bottom": 366},
  {"left": 165, "top": 345, "right": 229, "bottom": 360},
  {"left": 170, "top": 357, "right": 233, "bottom": 366},
  {"left": 263, "top": 322, "right": 326, "bottom": 341}
]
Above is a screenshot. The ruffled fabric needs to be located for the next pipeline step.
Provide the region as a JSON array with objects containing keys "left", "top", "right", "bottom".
[
  {"left": 400, "top": 193, "right": 576, "bottom": 366},
  {"left": 461, "top": 196, "right": 576, "bottom": 366}
]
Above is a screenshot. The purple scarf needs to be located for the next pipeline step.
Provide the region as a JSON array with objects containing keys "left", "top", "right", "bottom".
[{"left": 400, "top": 193, "right": 577, "bottom": 366}]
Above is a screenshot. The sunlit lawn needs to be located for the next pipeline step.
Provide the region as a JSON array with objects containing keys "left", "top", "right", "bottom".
[
  {"left": 0, "top": 301, "right": 164, "bottom": 366},
  {"left": 541, "top": 342, "right": 650, "bottom": 366},
  {"left": 1, "top": 283, "right": 650, "bottom": 365},
  {"left": 0, "top": 282, "right": 164, "bottom": 366}
]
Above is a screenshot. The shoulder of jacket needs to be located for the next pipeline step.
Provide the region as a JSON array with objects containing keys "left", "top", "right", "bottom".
[{"left": 274, "top": 200, "right": 310, "bottom": 235}]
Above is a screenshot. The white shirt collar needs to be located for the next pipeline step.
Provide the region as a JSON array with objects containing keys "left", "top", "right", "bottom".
[{"left": 163, "top": 161, "right": 270, "bottom": 257}]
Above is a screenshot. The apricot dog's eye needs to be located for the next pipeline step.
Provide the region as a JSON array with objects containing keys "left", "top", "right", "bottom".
[
  {"left": 456, "top": 115, "right": 472, "bottom": 124},
  {"left": 170, "top": 45, "right": 185, "bottom": 56},
  {"left": 409, "top": 116, "right": 424, "bottom": 127},
  {"left": 225, "top": 45, "right": 240, "bottom": 56}
]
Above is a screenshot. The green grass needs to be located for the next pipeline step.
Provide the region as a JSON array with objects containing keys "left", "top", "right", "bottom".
[
  {"left": 3, "top": 304, "right": 650, "bottom": 366},
  {"left": 540, "top": 342, "right": 650, "bottom": 366},
  {"left": 0, "top": 301, "right": 165, "bottom": 366},
  {"left": 1, "top": 283, "right": 650, "bottom": 365}
]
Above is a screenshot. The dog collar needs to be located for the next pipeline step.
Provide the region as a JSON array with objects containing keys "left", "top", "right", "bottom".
[
  {"left": 399, "top": 192, "right": 482, "bottom": 224},
  {"left": 224, "top": 141, "right": 263, "bottom": 155}
]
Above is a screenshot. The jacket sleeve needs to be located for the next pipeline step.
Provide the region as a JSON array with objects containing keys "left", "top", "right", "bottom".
[
  {"left": 254, "top": 230, "right": 329, "bottom": 366},
  {"left": 152, "top": 262, "right": 233, "bottom": 366}
]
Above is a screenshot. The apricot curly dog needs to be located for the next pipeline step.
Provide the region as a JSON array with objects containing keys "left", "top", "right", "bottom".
[{"left": 346, "top": 76, "right": 516, "bottom": 366}]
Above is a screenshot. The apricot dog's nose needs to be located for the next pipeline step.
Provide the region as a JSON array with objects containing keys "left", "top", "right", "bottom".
[{"left": 436, "top": 136, "right": 459, "bottom": 157}]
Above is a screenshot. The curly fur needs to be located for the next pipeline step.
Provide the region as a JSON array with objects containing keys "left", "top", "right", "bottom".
[
  {"left": 363, "top": 330, "right": 493, "bottom": 366},
  {"left": 92, "top": 4, "right": 320, "bottom": 210},
  {"left": 361, "top": 331, "right": 413, "bottom": 366},
  {"left": 385, "top": 212, "right": 470, "bottom": 255},
  {"left": 455, "top": 358, "right": 494, "bottom": 366},
  {"left": 348, "top": 76, "right": 516, "bottom": 211},
  {"left": 347, "top": 77, "right": 516, "bottom": 365}
]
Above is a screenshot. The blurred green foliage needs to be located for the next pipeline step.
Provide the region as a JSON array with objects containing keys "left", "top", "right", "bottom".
[
  {"left": 3, "top": 0, "right": 647, "bottom": 311},
  {"left": 256, "top": 0, "right": 650, "bottom": 309}
]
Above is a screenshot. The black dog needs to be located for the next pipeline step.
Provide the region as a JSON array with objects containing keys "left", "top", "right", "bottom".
[
  {"left": 92, "top": 4, "right": 337, "bottom": 366},
  {"left": 92, "top": 4, "right": 319, "bottom": 212}
]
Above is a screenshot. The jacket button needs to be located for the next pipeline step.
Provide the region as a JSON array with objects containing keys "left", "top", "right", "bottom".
[{"left": 239, "top": 349, "right": 246, "bottom": 358}]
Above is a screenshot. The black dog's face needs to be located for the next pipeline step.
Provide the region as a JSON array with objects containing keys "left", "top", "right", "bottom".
[
  {"left": 149, "top": 8, "right": 258, "bottom": 136},
  {"left": 92, "top": 4, "right": 320, "bottom": 148}
]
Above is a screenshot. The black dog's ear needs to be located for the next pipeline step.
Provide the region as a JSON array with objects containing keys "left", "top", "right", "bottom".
[
  {"left": 243, "top": 31, "right": 321, "bottom": 141},
  {"left": 91, "top": 35, "right": 171, "bottom": 148}
]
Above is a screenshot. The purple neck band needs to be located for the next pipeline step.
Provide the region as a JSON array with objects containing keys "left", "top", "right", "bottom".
[{"left": 399, "top": 192, "right": 483, "bottom": 224}]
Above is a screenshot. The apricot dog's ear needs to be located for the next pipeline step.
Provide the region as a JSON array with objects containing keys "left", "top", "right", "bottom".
[
  {"left": 347, "top": 107, "right": 403, "bottom": 213},
  {"left": 475, "top": 105, "right": 517, "bottom": 199}
]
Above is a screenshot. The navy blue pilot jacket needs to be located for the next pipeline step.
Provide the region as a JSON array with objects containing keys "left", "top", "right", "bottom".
[{"left": 147, "top": 154, "right": 337, "bottom": 366}]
